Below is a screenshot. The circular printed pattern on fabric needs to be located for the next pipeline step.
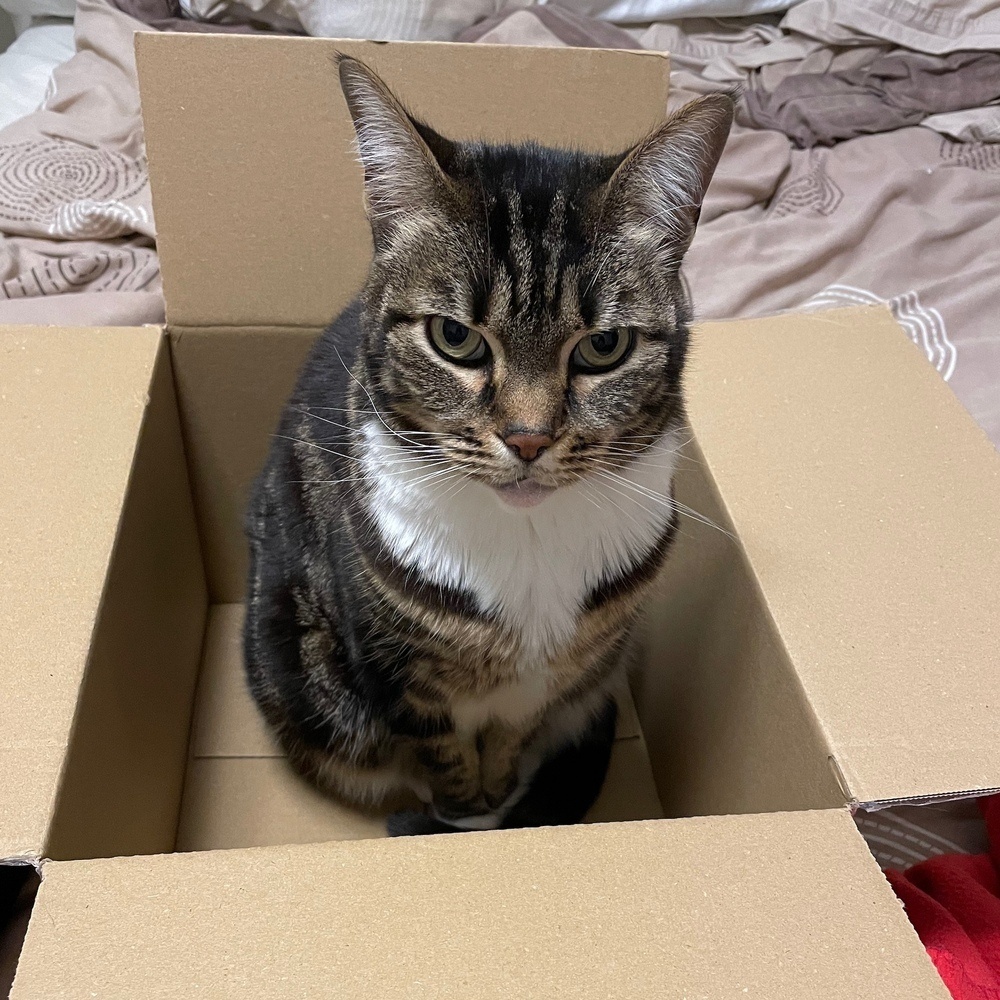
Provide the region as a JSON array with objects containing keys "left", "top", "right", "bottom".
[
  {"left": 766, "top": 159, "right": 843, "bottom": 218},
  {"left": 0, "top": 139, "right": 149, "bottom": 236},
  {"left": 939, "top": 138, "right": 1000, "bottom": 172},
  {"left": 0, "top": 247, "right": 160, "bottom": 300}
]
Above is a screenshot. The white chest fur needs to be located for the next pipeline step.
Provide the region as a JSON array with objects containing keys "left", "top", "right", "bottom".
[{"left": 361, "top": 421, "right": 681, "bottom": 688}]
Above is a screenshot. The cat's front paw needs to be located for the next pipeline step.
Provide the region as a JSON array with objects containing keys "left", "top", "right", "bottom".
[{"left": 386, "top": 809, "right": 461, "bottom": 837}]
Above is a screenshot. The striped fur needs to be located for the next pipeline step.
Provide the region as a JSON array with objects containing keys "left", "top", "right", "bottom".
[{"left": 244, "top": 58, "right": 733, "bottom": 831}]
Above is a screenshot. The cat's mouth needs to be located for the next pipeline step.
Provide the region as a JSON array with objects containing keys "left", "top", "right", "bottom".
[{"left": 492, "top": 478, "right": 557, "bottom": 509}]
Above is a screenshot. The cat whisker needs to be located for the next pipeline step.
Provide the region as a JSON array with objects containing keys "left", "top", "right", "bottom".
[
  {"left": 302, "top": 404, "right": 366, "bottom": 413},
  {"left": 576, "top": 481, "right": 604, "bottom": 512},
  {"left": 289, "top": 452, "right": 457, "bottom": 488},
  {"left": 439, "top": 469, "right": 476, "bottom": 501},
  {"left": 274, "top": 435, "right": 363, "bottom": 465},
  {"left": 295, "top": 406, "right": 455, "bottom": 447},
  {"left": 278, "top": 434, "right": 445, "bottom": 466},
  {"left": 404, "top": 465, "right": 466, "bottom": 490},
  {"left": 591, "top": 468, "right": 733, "bottom": 539},
  {"left": 291, "top": 406, "right": 358, "bottom": 435},
  {"left": 589, "top": 478, "right": 701, "bottom": 547},
  {"left": 330, "top": 343, "right": 442, "bottom": 453},
  {"left": 303, "top": 404, "right": 456, "bottom": 437},
  {"left": 288, "top": 478, "right": 363, "bottom": 487},
  {"left": 587, "top": 480, "right": 654, "bottom": 537},
  {"left": 593, "top": 450, "right": 685, "bottom": 472}
]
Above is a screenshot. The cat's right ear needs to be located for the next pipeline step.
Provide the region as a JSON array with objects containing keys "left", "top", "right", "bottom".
[
  {"left": 603, "top": 92, "right": 734, "bottom": 267},
  {"left": 337, "top": 56, "right": 453, "bottom": 232}
]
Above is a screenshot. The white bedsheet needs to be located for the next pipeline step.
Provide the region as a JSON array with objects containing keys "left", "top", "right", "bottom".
[{"left": 0, "top": 21, "right": 74, "bottom": 133}]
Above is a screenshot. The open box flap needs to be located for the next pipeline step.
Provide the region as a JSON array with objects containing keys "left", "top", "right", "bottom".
[
  {"left": 684, "top": 306, "right": 1000, "bottom": 807},
  {"left": 11, "top": 810, "right": 948, "bottom": 999},
  {"left": 0, "top": 327, "right": 162, "bottom": 861},
  {"left": 135, "top": 33, "right": 671, "bottom": 331}
]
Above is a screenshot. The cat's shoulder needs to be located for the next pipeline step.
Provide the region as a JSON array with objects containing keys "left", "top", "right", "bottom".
[{"left": 292, "top": 297, "right": 366, "bottom": 400}]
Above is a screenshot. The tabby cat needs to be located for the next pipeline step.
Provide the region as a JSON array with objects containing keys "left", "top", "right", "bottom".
[{"left": 244, "top": 56, "right": 733, "bottom": 835}]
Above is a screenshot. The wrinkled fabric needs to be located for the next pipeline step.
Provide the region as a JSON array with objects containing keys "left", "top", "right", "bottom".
[
  {"left": 785, "top": 0, "right": 1000, "bottom": 54},
  {"left": 683, "top": 125, "right": 1000, "bottom": 449},
  {"left": 887, "top": 797, "right": 1000, "bottom": 1000},
  {"left": 743, "top": 49, "right": 1000, "bottom": 147},
  {"left": 0, "top": 0, "right": 295, "bottom": 325}
]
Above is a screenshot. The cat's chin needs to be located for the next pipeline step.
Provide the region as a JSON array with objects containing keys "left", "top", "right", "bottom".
[{"left": 492, "top": 479, "right": 557, "bottom": 510}]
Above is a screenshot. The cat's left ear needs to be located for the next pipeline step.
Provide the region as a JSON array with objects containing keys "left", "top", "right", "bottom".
[
  {"left": 605, "top": 92, "right": 734, "bottom": 264},
  {"left": 337, "top": 55, "right": 455, "bottom": 233}
]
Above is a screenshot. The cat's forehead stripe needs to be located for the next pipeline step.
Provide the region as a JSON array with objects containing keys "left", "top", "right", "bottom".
[{"left": 485, "top": 180, "right": 582, "bottom": 334}]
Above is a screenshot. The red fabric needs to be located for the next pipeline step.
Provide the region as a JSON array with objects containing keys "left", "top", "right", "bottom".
[{"left": 886, "top": 797, "right": 1000, "bottom": 1000}]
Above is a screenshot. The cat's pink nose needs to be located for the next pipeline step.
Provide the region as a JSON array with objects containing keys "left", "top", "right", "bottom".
[{"left": 504, "top": 431, "right": 553, "bottom": 462}]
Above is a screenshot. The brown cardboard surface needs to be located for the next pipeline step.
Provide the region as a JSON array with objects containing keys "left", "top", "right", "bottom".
[
  {"left": 187, "top": 603, "right": 276, "bottom": 758},
  {"left": 585, "top": 737, "right": 665, "bottom": 824},
  {"left": 45, "top": 342, "right": 207, "bottom": 861},
  {"left": 637, "top": 442, "right": 845, "bottom": 818},
  {"left": 0, "top": 327, "right": 162, "bottom": 861},
  {"left": 169, "top": 327, "right": 318, "bottom": 601},
  {"left": 137, "top": 35, "right": 671, "bottom": 331},
  {"left": 12, "top": 810, "right": 949, "bottom": 999},
  {"left": 177, "top": 757, "right": 394, "bottom": 850},
  {"left": 178, "top": 604, "right": 662, "bottom": 851},
  {"left": 682, "top": 306, "right": 1000, "bottom": 806},
  {"left": 0, "top": 867, "right": 37, "bottom": 1000}
]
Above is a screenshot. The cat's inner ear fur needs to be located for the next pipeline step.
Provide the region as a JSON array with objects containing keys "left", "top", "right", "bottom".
[
  {"left": 337, "top": 56, "right": 455, "bottom": 233},
  {"left": 603, "top": 92, "right": 735, "bottom": 266}
]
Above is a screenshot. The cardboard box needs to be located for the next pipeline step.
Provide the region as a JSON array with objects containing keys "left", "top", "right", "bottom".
[{"left": 3, "top": 31, "right": 998, "bottom": 998}]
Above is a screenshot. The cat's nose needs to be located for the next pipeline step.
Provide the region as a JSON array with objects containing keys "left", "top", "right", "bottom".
[{"left": 504, "top": 430, "right": 553, "bottom": 462}]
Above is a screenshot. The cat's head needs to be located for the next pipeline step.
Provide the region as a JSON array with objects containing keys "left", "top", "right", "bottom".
[{"left": 338, "top": 57, "right": 732, "bottom": 509}]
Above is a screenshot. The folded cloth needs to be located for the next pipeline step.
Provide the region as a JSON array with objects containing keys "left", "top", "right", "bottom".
[
  {"left": 886, "top": 796, "right": 1000, "bottom": 1000},
  {"left": 743, "top": 49, "right": 1000, "bottom": 147}
]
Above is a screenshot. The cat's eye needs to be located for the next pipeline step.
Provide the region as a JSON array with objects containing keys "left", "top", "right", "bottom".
[
  {"left": 571, "top": 328, "right": 634, "bottom": 374},
  {"left": 427, "top": 316, "right": 488, "bottom": 365}
]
